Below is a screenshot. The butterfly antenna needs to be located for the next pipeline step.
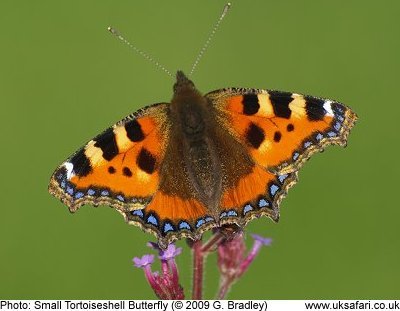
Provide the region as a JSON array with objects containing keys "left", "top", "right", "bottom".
[
  {"left": 189, "top": 3, "right": 231, "bottom": 77},
  {"left": 108, "top": 26, "right": 173, "bottom": 78}
]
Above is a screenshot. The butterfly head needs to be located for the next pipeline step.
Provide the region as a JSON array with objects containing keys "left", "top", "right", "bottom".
[{"left": 173, "top": 71, "right": 196, "bottom": 95}]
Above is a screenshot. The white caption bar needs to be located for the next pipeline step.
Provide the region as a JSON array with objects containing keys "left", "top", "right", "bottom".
[{"left": 0, "top": 300, "right": 399, "bottom": 311}]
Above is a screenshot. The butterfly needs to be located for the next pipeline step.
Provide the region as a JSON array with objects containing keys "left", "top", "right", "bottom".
[{"left": 48, "top": 70, "right": 357, "bottom": 248}]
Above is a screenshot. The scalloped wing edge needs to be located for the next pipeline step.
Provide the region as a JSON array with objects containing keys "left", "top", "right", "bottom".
[
  {"left": 49, "top": 166, "right": 298, "bottom": 249},
  {"left": 48, "top": 169, "right": 151, "bottom": 212},
  {"left": 275, "top": 107, "right": 358, "bottom": 174},
  {"left": 122, "top": 170, "right": 299, "bottom": 249}
]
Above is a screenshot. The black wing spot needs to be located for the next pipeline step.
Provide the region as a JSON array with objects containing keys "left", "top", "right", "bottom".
[
  {"left": 94, "top": 128, "right": 119, "bottom": 161},
  {"left": 305, "top": 96, "right": 326, "bottom": 121},
  {"left": 137, "top": 148, "right": 156, "bottom": 174},
  {"left": 269, "top": 91, "right": 293, "bottom": 119},
  {"left": 108, "top": 166, "right": 116, "bottom": 174},
  {"left": 242, "top": 94, "right": 260, "bottom": 115},
  {"left": 287, "top": 123, "right": 295, "bottom": 132},
  {"left": 123, "top": 166, "right": 133, "bottom": 177},
  {"left": 273, "top": 131, "right": 282, "bottom": 142},
  {"left": 125, "top": 119, "right": 145, "bottom": 142},
  {"left": 70, "top": 149, "right": 92, "bottom": 177},
  {"left": 246, "top": 123, "right": 265, "bottom": 149}
]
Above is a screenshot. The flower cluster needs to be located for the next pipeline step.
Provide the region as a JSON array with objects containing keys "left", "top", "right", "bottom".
[
  {"left": 132, "top": 231, "right": 272, "bottom": 299},
  {"left": 133, "top": 244, "right": 184, "bottom": 299},
  {"left": 217, "top": 233, "right": 272, "bottom": 299}
]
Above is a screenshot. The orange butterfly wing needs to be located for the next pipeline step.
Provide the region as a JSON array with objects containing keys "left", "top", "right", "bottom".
[
  {"left": 206, "top": 88, "right": 357, "bottom": 221},
  {"left": 48, "top": 102, "right": 212, "bottom": 248},
  {"left": 219, "top": 166, "right": 298, "bottom": 223},
  {"left": 207, "top": 88, "right": 357, "bottom": 174},
  {"left": 48, "top": 103, "right": 169, "bottom": 212}
]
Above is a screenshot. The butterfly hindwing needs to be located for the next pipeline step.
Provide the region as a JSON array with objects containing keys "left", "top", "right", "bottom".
[
  {"left": 219, "top": 166, "right": 298, "bottom": 225},
  {"left": 48, "top": 103, "right": 169, "bottom": 212},
  {"left": 122, "top": 169, "right": 298, "bottom": 248},
  {"left": 123, "top": 192, "right": 216, "bottom": 248},
  {"left": 206, "top": 88, "right": 357, "bottom": 174}
]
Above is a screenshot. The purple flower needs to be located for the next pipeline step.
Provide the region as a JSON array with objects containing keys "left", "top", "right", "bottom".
[
  {"left": 251, "top": 234, "right": 272, "bottom": 246},
  {"left": 132, "top": 254, "right": 154, "bottom": 268},
  {"left": 133, "top": 243, "right": 184, "bottom": 299},
  {"left": 160, "top": 244, "right": 182, "bottom": 260},
  {"left": 134, "top": 233, "right": 273, "bottom": 300},
  {"left": 238, "top": 234, "right": 272, "bottom": 277},
  {"left": 216, "top": 232, "right": 272, "bottom": 298}
]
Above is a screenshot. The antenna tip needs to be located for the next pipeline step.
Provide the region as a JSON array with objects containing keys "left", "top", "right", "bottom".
[
  {"left": 108, "top": 26, "right": 119, "bottom": 36},
  {"left": 222, "top": 3, "right": 231, "bottom": 16}
]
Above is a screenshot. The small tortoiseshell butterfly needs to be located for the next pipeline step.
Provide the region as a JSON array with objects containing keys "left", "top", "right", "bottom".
[
  {"left": 48, "top": 5, "right": 357, "bottom": 248},
  {"left": 49, "top": 70, "right": 357, "bottom": 248}
]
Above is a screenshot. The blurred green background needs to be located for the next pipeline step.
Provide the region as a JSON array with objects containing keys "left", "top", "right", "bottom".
[{"left": 1, "top": 0, "right": 399, "bottom": 299}]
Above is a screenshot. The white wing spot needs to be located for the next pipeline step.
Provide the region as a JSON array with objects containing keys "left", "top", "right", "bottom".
[
  {"left": 64, "top": 162, "right": 75, "bottom": 180},
  {"left": 323, "top": 100, "right": 335, "bottom": 117}
]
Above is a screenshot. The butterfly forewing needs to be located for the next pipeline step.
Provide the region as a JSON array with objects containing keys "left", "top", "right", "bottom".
[
  {"left": 48, "top": 103, "right": 169, "bottom": 212},
  {"left": 206, "top": 88, "right": 357, "bottom": 174}
]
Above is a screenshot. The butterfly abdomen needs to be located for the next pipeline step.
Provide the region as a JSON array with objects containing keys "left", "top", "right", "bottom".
[{"left": 167, "top": 73, "right": 223, "bottom": 213}]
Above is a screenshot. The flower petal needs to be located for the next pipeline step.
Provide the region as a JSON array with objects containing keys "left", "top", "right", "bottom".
[
  {"left": 251, "top": 234, "right": 272, "bottom": 246},
  {"left": 132, "top": 254, "right": 155, "bottom": 268},
  {"left": 159, "top": 244, "right": 182, "bottom": 260}
]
